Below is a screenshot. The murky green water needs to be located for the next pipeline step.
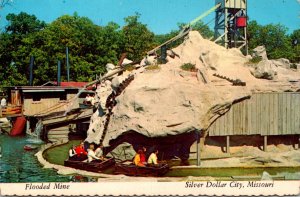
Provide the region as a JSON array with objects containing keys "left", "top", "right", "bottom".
[
  {"left": 44, "top": 141, "right": 300, "bottom": 180},
  {"left": 0, "top": 135, "right": 72, "bottom": 182}
]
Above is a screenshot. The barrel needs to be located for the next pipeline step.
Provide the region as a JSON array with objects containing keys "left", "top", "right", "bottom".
[
  {"left": 10, "top": 116, "right": 26, "bottom": 136},
  {"left": 236, "top": 16, "right": 247, "bottom": 28}
]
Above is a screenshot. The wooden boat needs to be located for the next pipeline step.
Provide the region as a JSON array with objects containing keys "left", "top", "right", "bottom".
[
  {"left": 64, "top": 157, "right": 115, "bottom": 173},
  {"left": 114, "top": 160, "right": 169, "bottom": 177},
  {"left": 24, "top": 144, "right": 39, "bottom": 151}
]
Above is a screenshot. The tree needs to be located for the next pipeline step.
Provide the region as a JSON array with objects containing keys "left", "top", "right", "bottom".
[
  {"left": 247, "top": 20, "right": 294, "bottom": 60},
  {"left": 290, "top": 29, "right": 300, "bottom": 62},
  {"left": 122, "top": 14, "right": 156, "bottom": 61}
]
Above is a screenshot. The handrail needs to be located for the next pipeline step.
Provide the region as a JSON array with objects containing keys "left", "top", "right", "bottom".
[{"left": 147, "top": 3, "right": 222, "bottom": 55}]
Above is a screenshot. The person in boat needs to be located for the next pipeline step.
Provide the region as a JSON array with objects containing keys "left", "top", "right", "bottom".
[
  {"left": 140, "top": 146, "right": 147, "bottom": 165},
  {"left": 84, "top": 94, "right": 92, "bottom": 105},
  {"left": 133, "top": 149, "right": 145, "bottom": 167},
  {"left": 147, "top": 149, "right": 159, "bottom": 166},
  {"left": 95, "top": 145, "right": 104, "bottom": 159},
  {"left": 75, "top": 141, "right": 87, "bottom": 160},
  {"left": 68, "top": 145, "right": 76, "bottom": 159},
  {"left": 87, "top": 144, "right": 101, "bottom": 162}
]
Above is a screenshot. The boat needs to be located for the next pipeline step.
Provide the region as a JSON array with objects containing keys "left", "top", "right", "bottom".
[
  {"left": 114, "top": 160, "right": 169, "bottom": 177},
  {"left": 23, "top": 144, "right": 39, "bottom": 151},
  {"left": 64, "top": 157, "right": 115, "bottom": 173}
]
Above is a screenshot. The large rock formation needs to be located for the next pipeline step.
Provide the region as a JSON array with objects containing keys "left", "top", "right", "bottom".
[
  {"left": 86, "top": 31, "right": 300, "bottom": 154},
  {"left": 251, "top": 60, "right": 277, "bottom": 80}
]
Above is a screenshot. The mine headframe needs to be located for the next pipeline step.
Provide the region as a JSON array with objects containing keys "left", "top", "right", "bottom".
[{"left": 214, "top": 0, "right": 248, "bottom": 55}]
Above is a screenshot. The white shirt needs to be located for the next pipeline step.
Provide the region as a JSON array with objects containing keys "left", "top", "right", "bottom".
[
  {"left": 85, "top": 96, "right": 92, "bottom": 102},
  {"left": 87, "top": 149, "right": 100, "bottom": 162},
  {"left": 1, "top": 98, "right": 6, "bottom": 107},
  {"left": 95, "top": 147, "right": 103, "bottom": 157},
  {"left": 69, "top": 149, "right": 76, "bottom": 157},
  {"left": 147, "top": 153, "right": 158, "bottom": 164}
]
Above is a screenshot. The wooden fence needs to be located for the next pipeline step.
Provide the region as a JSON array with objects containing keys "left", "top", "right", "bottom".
[{"left": 208, "top": 92, "right": 300, "bottom": 136}]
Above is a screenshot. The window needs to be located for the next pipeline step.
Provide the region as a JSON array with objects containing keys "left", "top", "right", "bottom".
[{"left": 60, "top": 94, "right": 67, "bottom": 101}]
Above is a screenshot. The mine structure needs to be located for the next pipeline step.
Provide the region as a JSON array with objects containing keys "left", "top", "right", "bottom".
[{"left": 214, "top": 0, "right": 248, "bottom": 53}]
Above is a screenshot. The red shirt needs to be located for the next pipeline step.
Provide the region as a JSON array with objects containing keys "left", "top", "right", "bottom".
[
  {"left": 140, "top": 153, "right": 146, "bottom": 163},
  {"left": 75, "top": 146, "right": 87, "bottom": 155}
]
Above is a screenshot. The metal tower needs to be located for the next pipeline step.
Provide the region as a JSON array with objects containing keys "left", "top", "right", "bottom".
[{"left": 214, "top": 0, "right": 248, "bottom": 54}]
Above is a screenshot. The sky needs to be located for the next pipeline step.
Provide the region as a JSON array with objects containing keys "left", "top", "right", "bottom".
[{"left": 0, "top": 0, "right": 299, "bottom": 34}]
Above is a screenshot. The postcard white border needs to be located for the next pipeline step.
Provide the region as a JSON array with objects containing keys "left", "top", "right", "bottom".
[{"left": 0, "top": 181, "right": 299, "bottom": 196}]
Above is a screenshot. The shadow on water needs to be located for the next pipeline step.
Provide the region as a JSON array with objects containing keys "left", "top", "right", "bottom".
[{"left": 45, "top": 141, "right": 300, "bottom": 180}]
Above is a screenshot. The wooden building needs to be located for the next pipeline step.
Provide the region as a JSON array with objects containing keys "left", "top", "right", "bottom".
[
  {"left": 0, "top": 82, "right": 94, "bottom": 141},
  {"left": 0, "top": 82, "right": 93, "bottom": 117}
]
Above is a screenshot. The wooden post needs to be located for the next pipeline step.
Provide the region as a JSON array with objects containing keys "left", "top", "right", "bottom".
[
  {"left": 197, "top": 136, "right": 201, "bottom": 166},
  {"left": 263, "top": 136, "right": 268, "bottom": 152},
  {"left": 295, "top": 135, "right": 299, "bottom": 150},
  {"left": 226, "top": 135, "right": 230, "bottom": 154}
]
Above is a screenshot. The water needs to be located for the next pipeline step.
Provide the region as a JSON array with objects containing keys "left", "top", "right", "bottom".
[
  {"left": 2, "top": 135, "right": 298, "bottom": 182},
  {"left": 0, "top": 134, "right": 79, "bottom": 183}
]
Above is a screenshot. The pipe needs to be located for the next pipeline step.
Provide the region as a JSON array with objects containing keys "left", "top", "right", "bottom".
[
  {"left": 66, "top": 47, "right": 70, "bottom": 82},
  {"left": 29, "top": 56, "right": 34, "bottom": 86},
  {"left": 57, "top": 60, "right": 61, "bottom": 86}
]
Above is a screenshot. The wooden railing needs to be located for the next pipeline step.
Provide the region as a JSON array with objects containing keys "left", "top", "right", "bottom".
[{"left": 0, "top": 105, "right": 22, "bottom": 118}]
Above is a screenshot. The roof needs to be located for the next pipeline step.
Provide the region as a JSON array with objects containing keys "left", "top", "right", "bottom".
[{"left": 42, "top": 81, "right": 88, "bottom": 88}]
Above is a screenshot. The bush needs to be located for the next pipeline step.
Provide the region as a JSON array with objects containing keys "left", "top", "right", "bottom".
[
  {"left": 249, "top": 56, "right": 262, "bottom": 64},
  {"left": 124, "top": 64, "right": 135, "bottom": 71},
  {"left": 145, "top": 65, "right": 160, "bottom": 70},
  {"left": 180, "top": 63, "right": 196, "bottom": 72}
]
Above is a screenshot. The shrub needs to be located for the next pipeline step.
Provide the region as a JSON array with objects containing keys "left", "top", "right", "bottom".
[
  {"left": 249, "top": 56, "right": 262, "bottom": 64},
  {"left": 124, "top": 64, "right": 135, "bottom": 71},
  {"left": 145, "top": 65, "right": 160, "bottom": 70},
  {"left": 180, "top": 63, "right": 196, "bottom": 72}
]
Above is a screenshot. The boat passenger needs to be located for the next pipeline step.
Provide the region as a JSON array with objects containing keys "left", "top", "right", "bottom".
[
  {"left": 69, "top": 145, "right": 76, "bottom": 159},
  {"left": 75, "top": 141, "right": 87, "bottom": 160},
  {"left": 84, "top": 94, "right": 92, "bottom": 105},
  {"left": 133, "top": 149, "right": 145, "bottom": 167},
  {"left": 87, "top": 144, "right": 101, "bottom": 162},
  {"left": 147, "top": 149, "right": 159, "bottom": 166},
  {"left": 140, "top": 147, "right": 147, "bottom": 165},
  {"left": 95, "top": 145, "right": 104, "bottom": 159}
]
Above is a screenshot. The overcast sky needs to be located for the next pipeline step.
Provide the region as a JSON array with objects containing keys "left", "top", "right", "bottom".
[{"left": 0, "top": 0, "right": 299, "bottom": 34}]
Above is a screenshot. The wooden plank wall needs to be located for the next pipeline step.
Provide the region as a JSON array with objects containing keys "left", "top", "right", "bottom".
[
  {"left": 208, "top": 92, "right": 300, "bottom": 136},
  {"left": 23, "top": 93, "right": 78, "bottom": 116}
]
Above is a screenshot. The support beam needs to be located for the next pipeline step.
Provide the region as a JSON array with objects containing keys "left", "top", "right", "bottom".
[
  {"left": 295, "top": 135, "right": 299, "bottom": 150},
  {"left": 263, "top": 136, "right": 268, "bottom": 152},
  {"left": 197, "top": 137, "right": 201, "bottom": 166},
  {"left": 226, "top": 135, "right": 230, "bottom": 154}
]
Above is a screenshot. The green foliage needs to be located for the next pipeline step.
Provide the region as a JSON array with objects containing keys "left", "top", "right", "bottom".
[
  {"left": 180, "top": 63, "right": 196, "bottom": 72},
  {"left": 247, "top": 20, "right": 297, "bottom": 61},
  {"left": 145, "top": 65, "right": 160, "bottom": 70},
  {"left": 122, "top": 14, "right": 156, "bottom": 61},
  {"left": 290, "top": 29, "right": 300, "bottom": 62},
  {"left": 124, "top": 64, "right": 135, "bottom": 71},
  {"left": 249, "top": 56, "right": 262, "bottom": 64}
]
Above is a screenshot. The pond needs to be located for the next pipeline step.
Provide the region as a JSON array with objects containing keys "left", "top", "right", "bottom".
[{"left": 0, "top": 135, "right": 95, "bottom": 183}]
